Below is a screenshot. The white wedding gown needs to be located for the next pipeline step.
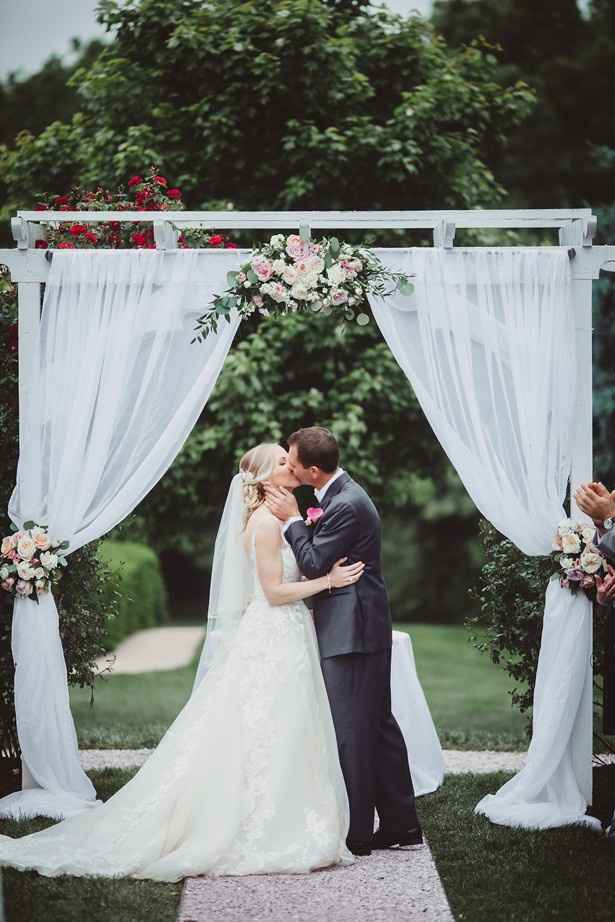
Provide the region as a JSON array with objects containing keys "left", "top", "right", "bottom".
[{"left": 0, "top": 537, "right": 353, "bottom": 881}]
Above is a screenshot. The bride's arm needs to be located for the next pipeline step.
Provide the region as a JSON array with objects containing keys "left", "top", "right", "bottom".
[{"left": 254, "top": 518, "right": 364, "bottom": 607}]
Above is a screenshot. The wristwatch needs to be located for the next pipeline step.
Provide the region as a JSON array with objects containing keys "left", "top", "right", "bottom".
[{"left": 604, "top": 517, "right": 614, "bottom": 531}]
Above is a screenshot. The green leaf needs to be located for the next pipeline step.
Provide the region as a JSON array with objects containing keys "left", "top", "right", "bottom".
[
  {"left": 226, "top": 271, "right": 239, "bottom": 287},
  {"left": 247, "top": 269, "right": 259, "bottom": 285},
  {"left": 329, "top": 237, "right": 340, "bottom": 256},
  {"left": 397, "top": 279, "right": 415, "bottom": 297},
  {"left": 59, "top": 540, "right": 69, "bottom": 550},
  {"left": 23, "top": 520, "right": 36, "bottom": 530}
]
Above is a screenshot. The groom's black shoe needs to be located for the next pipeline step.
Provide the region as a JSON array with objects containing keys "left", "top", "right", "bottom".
[
  {"left": 346, "top": 839, "right": 372, "bottom": 856},
  {"left": 371, "top": 824, "right": 424, "bottom": 849}
]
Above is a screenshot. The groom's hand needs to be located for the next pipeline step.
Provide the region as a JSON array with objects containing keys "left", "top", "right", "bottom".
[
  {"left": 574, "top": 482, "right": 615, "bottom": 524},
  {"left": 264, "top": 485, "right": 300, "bottom": 522}
]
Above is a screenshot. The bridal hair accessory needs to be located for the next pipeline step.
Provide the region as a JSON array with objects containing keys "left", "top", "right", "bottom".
[
  {"left": 192, "top": 232, "right": 415, "bottom": 341},
  {"left": 0, "top": 521, "right": 69, "bottom": 604},
  {"left": 552, "top": 519, "right": 607, "bottom": 601}
]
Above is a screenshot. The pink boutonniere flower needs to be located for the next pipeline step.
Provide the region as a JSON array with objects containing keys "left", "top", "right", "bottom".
[{"left": 305, "top": 507, "right": 324, "bottom": 527}]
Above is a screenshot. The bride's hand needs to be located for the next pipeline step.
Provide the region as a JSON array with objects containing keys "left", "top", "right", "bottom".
[{"left": 329, "top": 557, "right": 365, "bottom": 589}]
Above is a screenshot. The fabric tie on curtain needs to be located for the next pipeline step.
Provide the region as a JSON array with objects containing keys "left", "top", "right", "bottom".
[
  {"left": 368, "top": 247, "right": 598, "bottom": 830},
  {"left": 2, "top": 249, "right": 242, "bottom": 820}
]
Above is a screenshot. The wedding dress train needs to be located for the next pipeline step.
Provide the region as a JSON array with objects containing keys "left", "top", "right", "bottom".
[{"left": 0, "top": 538, "right": 353, "bottom": 881}]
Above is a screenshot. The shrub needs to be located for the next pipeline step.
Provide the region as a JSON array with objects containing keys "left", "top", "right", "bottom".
[{"left": 96, "top": 540, "right": 168, "bottom": 649}]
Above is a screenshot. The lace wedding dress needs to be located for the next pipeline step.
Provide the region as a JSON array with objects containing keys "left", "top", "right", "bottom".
[{"left": 0, "top": 535, "right": 353, "bottom": 881}]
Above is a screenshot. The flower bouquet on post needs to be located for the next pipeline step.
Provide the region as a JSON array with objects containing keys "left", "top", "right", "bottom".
[
  {"left": 552, "top": 519, "right": 607, "bottom": 601},
  {"left": 0, "top": 521, "right": 68, "bottom": 604}
]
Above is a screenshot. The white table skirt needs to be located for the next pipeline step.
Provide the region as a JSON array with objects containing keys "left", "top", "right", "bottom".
[{"left": 391, "top": 629, "right": 444, "bottom": 796}]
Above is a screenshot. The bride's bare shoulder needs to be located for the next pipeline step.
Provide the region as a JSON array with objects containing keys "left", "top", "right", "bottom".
[{"left": 249, "top": 507, "right": 282, "bottom": 547}]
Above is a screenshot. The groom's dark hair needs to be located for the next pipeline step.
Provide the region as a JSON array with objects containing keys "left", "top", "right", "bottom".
[{"left": 288, "top": 427, "right": 339, "bottom": 473}]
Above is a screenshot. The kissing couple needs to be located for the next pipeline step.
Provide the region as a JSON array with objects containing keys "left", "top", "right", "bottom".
[{"left": 0, "top": 427, "right": 421, "bottom": 881}]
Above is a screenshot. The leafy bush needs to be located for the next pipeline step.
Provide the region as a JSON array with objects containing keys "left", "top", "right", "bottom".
[
  {"left": 96, "top": 540, "right": 168, "bottom": 648},
  {"left": 469, "top": 520, "right": 612, "bottom": 749}
]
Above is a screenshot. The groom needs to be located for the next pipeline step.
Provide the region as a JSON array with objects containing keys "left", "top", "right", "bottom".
[{"left": 265, "top": 426, "right": 421, "bottom": 856}]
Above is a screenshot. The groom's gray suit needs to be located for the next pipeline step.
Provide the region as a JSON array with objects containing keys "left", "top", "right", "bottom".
[{"left": 284, "top": 471, "right": 419, "bottom": 844}]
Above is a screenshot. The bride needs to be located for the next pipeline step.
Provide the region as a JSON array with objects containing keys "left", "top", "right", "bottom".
[{"left": 0, "top": 443, "right": 365, "bottom": 881}]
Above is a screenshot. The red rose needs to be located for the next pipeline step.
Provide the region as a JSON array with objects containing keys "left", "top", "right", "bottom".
[
  {"left": 166, "top": 188, "right": 182, "bottom": 200},
  {"left": 54, "top": 194, "right": 71, "bottom": 206},
  {"left": 84, "top": 231, "right": 98, "bottom": 244},
  {"left": 35, "top": 203, "right": 47, "bottom": 211},
  {"left": 57, "top": 242, "right": 76, "bottom": 249},
  {"left": 153, "top": 175, "right": 167, "bottom": 186},
  {"left": 69, "top": 224, "right": 86, "bottom": 236},
  {"left": 208, "top": 234, "right": 224, "bottom": 246},
  {"left": 226, "top": 242, "right": 238, "bottom": 249},
  {"left": 131, "top": 232, "right": 147, "bottom": 247},
  {"left": 135, "top": 190, "right": 150, "bottom": 207},
  {"left": 35, "top": 239, "right": 48, "bottom": 249},
  {"left": 127, "top": 175, "right": 143, "bottom": 187}
]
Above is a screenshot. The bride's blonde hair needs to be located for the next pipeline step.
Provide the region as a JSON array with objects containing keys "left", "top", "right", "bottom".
[{"left": 239, "top": 443, "right": 281, "bottom": 527}]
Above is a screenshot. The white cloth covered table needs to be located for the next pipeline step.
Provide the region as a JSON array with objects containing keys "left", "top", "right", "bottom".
[{"left": 391, "top": 630, "right": 444, "bottom": 796}]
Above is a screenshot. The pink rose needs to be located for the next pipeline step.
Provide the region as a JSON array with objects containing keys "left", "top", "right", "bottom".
[
  {"left": 251, "top": 256, "right": 273, "bottom": 282},
  {"left": 306, "top": 507, "right": 324, "bottom": 526},
  {"left": 33, "top": 532, "right": 50, "bottom": 550},
  {"left": 331, "top": 289, "right": 348, "bottom": 305},
  {"left": 1, "top": 577, "right": 15, "bottom": 591},
  {"left": 252, "top": 295, "right": 264, "bottom": 307},
  {"left": 286, "top": 235, "right": 311, "bottom": 261},
  {"left": 15, "top": 579, "right": 33, "bottom": 596},
  {"left": 1, "top": 535, "right": 16, "bottom": 556}
]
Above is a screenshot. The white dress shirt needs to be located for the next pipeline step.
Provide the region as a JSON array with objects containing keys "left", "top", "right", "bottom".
[{"left": 282, "top": 468, "right": 346, "bottom": 535}]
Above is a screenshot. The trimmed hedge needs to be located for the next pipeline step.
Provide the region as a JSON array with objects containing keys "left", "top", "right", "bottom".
[{"left": 96, "top": 541, "right": 168, "bottom": 648}]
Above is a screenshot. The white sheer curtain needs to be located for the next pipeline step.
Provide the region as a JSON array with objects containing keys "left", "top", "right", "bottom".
[
  {"left": 369, "top": 247, "right": 597, "bottom": 830},
  {"left": 2, "top": 248, "right": 242, "bottom": 820}
]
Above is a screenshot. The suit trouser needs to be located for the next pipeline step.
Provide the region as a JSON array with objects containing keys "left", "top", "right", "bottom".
[{"left": 320, "top": 645, "right": 419, "bottom": 843}]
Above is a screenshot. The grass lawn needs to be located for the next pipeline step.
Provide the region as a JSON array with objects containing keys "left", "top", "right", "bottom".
[
  {"left": 1, "top": 769, "right": 181, "bottom": 922},
  {"left": 70, "top": 622, "right": 528, "bottom": 750},
  {"left": 422, "top": 770, "right": 615, "bottom": 922}
]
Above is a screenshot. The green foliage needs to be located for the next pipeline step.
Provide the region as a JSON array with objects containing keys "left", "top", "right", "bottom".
[
  {"left": 96, "top": 540, "right": 169, "bottom": 648},
  {"left": 0, "top": 0, "right": 534, "bottom": 215},
  {"left": 432, "top": 0, "right": 615, "bottom": 208}
]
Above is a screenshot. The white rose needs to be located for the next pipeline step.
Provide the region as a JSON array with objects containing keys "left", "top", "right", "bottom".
[
  {"left": 290, "top": 281, "right": 309, "bottom": 301},
  {"left": 16, "top": 536, "right": 36, "bottom": 560},
  {"left": 305, "top": 255, "right": 325, "bottom": 275},
  {"left": 282, "top": 266, "right": 298, "bottom": 285},
  {"left": 580, "top": 548, "right": 604, "bottom": 574},
  {"left": 40, "top": 551, "right": 59, "bottom": 570},
  {"left": 272, "top": 259, "right": 287, "bottom": 275},
  {"left": 34, "top": 567, "right": 45, "bottom": 579},
  {"left": 559, "top": 556, "right": 574, "bottom": 570},
  {"left": 16, "top": 560, "right": 35, "bottom": 580},
  {"left": 581, "top": 526, "right": 596, "bottom": 544},
  {"left": 270, "top": 234, "right": 285, "bottom": 250},
  {"left": 561, "top": 533, "right": 581, "bottom": 555},
  {"left": 557, "top": 519, "right": 575, "bottom": 537},
  {"left": 30, "top": 526, "right": 45, "bottom": 538},
  {"left": 0, "top": 565, "right": 9, "bottom": 580},
  {"left": 327, "top": 264, "right": 346, "bottom": 286},
  {"left": 35, "top": 578, "right": 47, "bottom": 591}
]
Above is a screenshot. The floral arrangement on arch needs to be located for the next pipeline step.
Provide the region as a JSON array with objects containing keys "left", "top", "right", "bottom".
[
  {"left": 33, "top": 166, "right": 237, "bottom": 251},
  {"left": 0, "top": 521, "right": 69, "bottom": 604},
  {"left": 552, "top": 519, "right": 607, "bottom": 601},
  {"left": 192, "top": 233, "right": 415, "bottom": 341}
]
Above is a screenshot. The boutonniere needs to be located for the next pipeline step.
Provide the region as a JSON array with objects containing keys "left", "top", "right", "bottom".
[{"left": 305, "top": 507, "right": 324, "bottom": 527}]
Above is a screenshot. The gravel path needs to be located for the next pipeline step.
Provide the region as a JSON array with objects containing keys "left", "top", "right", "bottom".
[
  {"left": 178, "top": 845, "right": 453, "bottom": 922},
  {"left": 80, "top": 748, "right": 538, "bottom": 774}
]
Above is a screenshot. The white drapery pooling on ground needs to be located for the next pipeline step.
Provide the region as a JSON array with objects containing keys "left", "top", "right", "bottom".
[
  {"left": 2, "top": 249, "right": 242, "bottom": 820},
  {"left": 369, "top": 247, "right": 597, "bottom": 830}
]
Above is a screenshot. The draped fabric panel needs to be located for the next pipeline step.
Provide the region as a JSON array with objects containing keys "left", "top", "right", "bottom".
[
  {"left": 369, "top": 247, "right": 597, "bottom": 830},
  {"left": 2, "top": 249, "right": 242, "bottom": 820}
]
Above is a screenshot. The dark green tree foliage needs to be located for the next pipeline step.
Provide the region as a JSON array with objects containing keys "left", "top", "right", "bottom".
[
  {"left": 432, "top": 0, "right": 615, "bottom": 208},
  {"left": 0, "top": 0, "right": 534, "bottom": 212}
]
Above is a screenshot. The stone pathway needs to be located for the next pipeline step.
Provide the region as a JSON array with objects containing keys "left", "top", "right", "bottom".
[
  {"left": 95, "top": 625, "right": 204, "bottom": 674},
  {"left": 177, "top": 846, "right": 454, "bottom": 922},
  {"left": 79, "top": 747, "right": 536, "bottom": 774}
]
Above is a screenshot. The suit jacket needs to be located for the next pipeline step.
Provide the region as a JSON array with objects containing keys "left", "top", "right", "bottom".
[
  {"left": 285, "top": 472, "right": 392, "bottom": 658},
  {"left": 597, "top": 528, "right": 615, "bottom": 734}
]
